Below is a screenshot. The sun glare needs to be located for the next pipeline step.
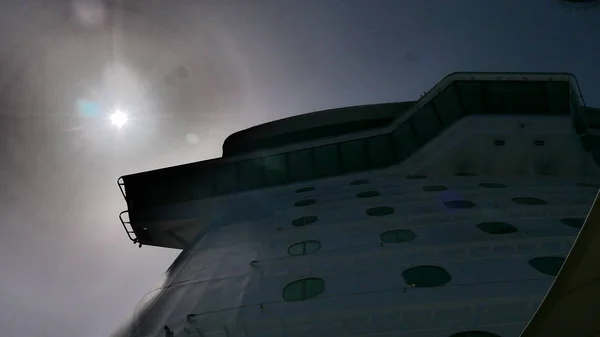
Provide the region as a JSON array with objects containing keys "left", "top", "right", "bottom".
[{"left": 110, "top": 109, "right": 128, "bottom": 128}]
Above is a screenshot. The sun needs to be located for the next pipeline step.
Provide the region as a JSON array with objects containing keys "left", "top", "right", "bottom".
[{"left": 110, "top": 109, "right": 128, "bottom": 128}]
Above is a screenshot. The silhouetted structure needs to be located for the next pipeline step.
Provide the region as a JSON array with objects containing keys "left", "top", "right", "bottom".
[{"left": 112, "top": 72, "right": 600, "bottom": 337}]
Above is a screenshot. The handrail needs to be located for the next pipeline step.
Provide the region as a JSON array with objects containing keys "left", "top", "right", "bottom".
[
  {"left": 117, "top": 176, "right": 127, "bottom": 201},
  {"left": 119, "top": 210, "right": 141, "bottom": 247}
]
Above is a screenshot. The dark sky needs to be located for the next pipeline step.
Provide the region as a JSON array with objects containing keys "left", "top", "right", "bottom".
[{"left": 0, "top": 1, "right": 598, "bottom": 336}]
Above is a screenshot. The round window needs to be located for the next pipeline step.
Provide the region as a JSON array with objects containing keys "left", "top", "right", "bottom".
[
  {"left": 578, "top": 182, "right": 600, "bottom": 188},
  {"left": 294, "top": 199, "right": 316, "bottom": 207},
  {"left": 479, "top": 183, "right": 507, "bottom": 188},
  {"left": 296, "top": 186, "right": 315, "bottom": 193},
  {"left": 455, "top": 172, "right": 477, "bottom": 177},
  {"left": 380, "top": 230, "right": 416, "bottom": 243},
  {"left": 512, "top": 197, "right": 547, "bottom": 205},
  {"left": 422, "top": 185, "right": 448, "bottom": 192},
  {"left": 476, "top": 222, "right": 518, "bottom": 234},
  {"left": 288, "top": 240, "right": 321, "bottom": 256},
  {"left": 282, "top": 278, "right": 325, "bottom": 301},
  {"left": 444, "top": 200, "right": 476, "bottom": 209},
  {"left": 449, "top": 331, "right": 501, "bottom": 337},
  {"left": 356, "top": 191, "right": 380, "bottom": 198},
  {"left": 560, "top": 217, "right": 584, "bottom": 229},
  {"left": 402, "top": 265, "right": 452, "bottom": 287},
  {"left": 366, "top": 206, "right": 395, "bottom": 216},
  {"left": 528, "top": 256, "right": 565, "bottom": 277},
  {"left": 292, "top": 216, "right": 318, "bottom": 227}
]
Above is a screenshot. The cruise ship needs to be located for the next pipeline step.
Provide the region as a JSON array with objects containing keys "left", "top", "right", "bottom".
[{"left": 112, "top": 72, "right": 600, "bottom": 337}]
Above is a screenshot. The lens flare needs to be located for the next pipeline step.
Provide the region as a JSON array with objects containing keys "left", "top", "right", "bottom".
[{"left": 110, "top": 109, "right": 128, "bottom": 128}]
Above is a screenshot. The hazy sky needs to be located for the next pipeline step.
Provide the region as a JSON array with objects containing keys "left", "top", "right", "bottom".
[{"left": 0, "top": 1, "right": 598, "bottom": 336}]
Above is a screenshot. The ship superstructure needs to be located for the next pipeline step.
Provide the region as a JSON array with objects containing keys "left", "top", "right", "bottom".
[{"left": 113, "top": 72, "right": 600, "bottom": 337}]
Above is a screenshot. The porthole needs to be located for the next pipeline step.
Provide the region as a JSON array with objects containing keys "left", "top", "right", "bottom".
[
  {"left": 294, "top": 199, "right": 316, "bottom": 207},
  {"left": 494, "top": 139, "right": 505, "bottom": 146},
  {"left": 296, "top": 187, "right": 314, "bottom": 193},
  {"left": 534, "top": 140, "right": 545, "bottom": 146},
  {"left": 476, "top": 222, "right": 518, "bottom": 234},
  {"left": 288, "top": 240, "right": 321, "bottom": 256},
  {"left": 479, "top": 183, "right": 507, "bottom": 188},
  {"left": 356, "top": 191, "right": 380, "bottom": 198},
  {"left": 282, "top": 278, "right": 325, "bottom": 301},
  {"left": 449, "top": 331, "right": 501, "bottom": 337},
  {"left": 528, "top": 256, "right": 565, "bottom": 277},
  {"left": 366, "top": 206, "right": 395, "bottom": 216},
  {"left": 578, "top": 182, "right": 600, "bottom": 188},
  {"left": 292, "top": 216, "right": 318, "bottom": 227},
  {"left": 350, "top": 179, "right": 370, "bottom": 185},
  {"left": 512, "top": 197, "right": 547, "bottom": 205},
  {"left": 444, "top": 200, "right": 476, "bottom": 209},
  {"left": 560, "top": 217, "right": 584, "bottom": 229},
  {"left": 455, "top": 172, "right": 477, "bottom": 177},
  {"left": 402, "top": 265, "right": 451, "bottom": 287},
  {"left": 407, "top": 174, "right": 427, "bottom": 179},
  {"left": 422, "top": 185, "right": 448, "bottom": 192},
  {"left": 380, "top": 229, "right": 416, "bottom": 243}
]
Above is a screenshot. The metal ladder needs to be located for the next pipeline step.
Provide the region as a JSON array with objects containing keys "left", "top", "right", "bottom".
[{"left": 118, "top": 177, "right": 141, "bottom": 247}]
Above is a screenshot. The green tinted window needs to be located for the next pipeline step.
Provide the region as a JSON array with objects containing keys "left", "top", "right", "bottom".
[
  {"left": 282, "top": 278, "right": 325, "bottom": 301},
  {"left": 403, "top": 265, "right": 451, "bottom": 287},
  {"left": 314, "top": 144, "right": 340, "bottom": 177},
  {"left": 292, "top": 216, "right": 318, "bottom": 227},
  {"left": 294, "top": 199, "right": 316, "bottom": 207},
  {"left": 356, "top": 191, "right": 380, "bottom": 198},
  {"left": 289, "top": 149, "right": 314, "bottom": 182},
  {"left": 410, "top": 102, "right": 442, "bottom": 142},
  {"left": 560, "top": 218, "right": 584, "bottom": 229},
  {"left": 479, "top": 183, "right": 506, "bottom": 188},
  {"left": 366, "top": 135, "right": 395, "bottom": 168},
  {"left": 366, "top": 206, "right": 395, "bottom": 216},
  {"left": 432, "top": 84, "right": 465, "bottom": 125},
  {"left": 476, "top": 222, "right": 518, "bottom": 234},
  {"left": 529, "top": 256, "right": 565, "bottom": 277},
  {"left": 288, "top": 240, "right": 321, "bottom": 256},
  {"left": 340, "top": 139, "right": 368, "bottom": 173},
  {"left": 261, "top": 154, "right": 287, "bottom": 186},
  {"left": 238, "top": 159, "right": 263, "bottom": 190},
  {"left": 295, "top": 186, "right": 315, "bottom": 193},
  {"left": 215, "top": 163, "right": 238, "bottom": 194},
  {"left": 422, "top": 185, "right": 448, "bottom": 192},
  {"left": 512, "top": 197, "right": 547, "bottom": 205},
  {"left": 380, "top": 230, "right": 416, "bottom": 243},
  {"left": 449, "top": 331, "right": 501, "bottom": 337},
  {"left": 392, "top": 122, "right": 419, "bottom": 162},
  {"left": 444, "top": 200, "right": 476, "bottom": 209}
]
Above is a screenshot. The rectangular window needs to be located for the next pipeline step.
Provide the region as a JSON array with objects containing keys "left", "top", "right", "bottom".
[
  {"left": 485, "top": 81, "right": 546, "bottom": 115},
  {"left": 546, "top": 82, "right": 570, "bottom": 116},
  {"left": 340, "top": 139, "right": 368, "bottom": 173},
  {"left": 392, "top": 122, "right": 419, "bottom": 162},
  {"left": 456, "top": 81, "right": 484, "bottom": 115},
  {"left": 314, "top": 144, "right": 340, "bottom": 177},
  {"left": 410, "top": 102, "right": 442, "bottom": 143},
  {"left": 433, "top": 84, "right": 465, "bottom": 126},
  {"left": 238, "top": 158, "right": 263, "bottom": 190},
  {"left": 261, "top": 153, "right": 288, "bottom": 186},
  {"left": 289, "top": 148, "right": 314, "bottom": 182},
  {"left": 366, "top": 135, "right": 395, "bottom": 168},
  {"left": 215, "top": 163, "right": 238, "bottom": 194}
]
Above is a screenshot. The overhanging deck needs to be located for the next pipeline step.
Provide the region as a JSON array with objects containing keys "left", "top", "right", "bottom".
[{"left": 117, "top": 72, "right": 593, "bottom": 249}]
